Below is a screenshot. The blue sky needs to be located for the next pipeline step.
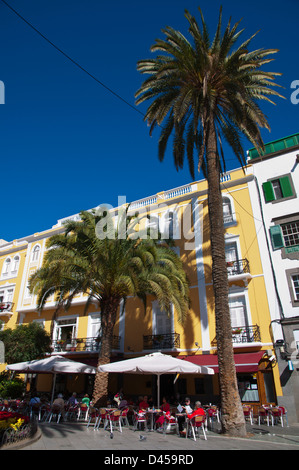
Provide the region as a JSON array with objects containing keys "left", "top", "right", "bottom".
[{"left": 0, "top": 0, "right": 298, "bottom": 242}]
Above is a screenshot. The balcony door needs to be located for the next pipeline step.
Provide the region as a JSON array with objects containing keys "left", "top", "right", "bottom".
[
  {"left": 229, "top": 295, "right": 249, "bottom": 329},
  {"left": 153, "top": 302, "right": 173, "bottom": 336},
  {"left": 54, "top": 318, "right": 77, "bottom": 344}
]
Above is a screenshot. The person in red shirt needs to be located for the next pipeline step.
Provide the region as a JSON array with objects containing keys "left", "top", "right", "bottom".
[
  {"left": 139, "top": 395, "right": 149, "bottom": 410},
  {"left": 155, "top": 397, "right": 170, "bottom": 428},
  {"left": 187, "top": 401, "right": 205, "bottom": 419}
]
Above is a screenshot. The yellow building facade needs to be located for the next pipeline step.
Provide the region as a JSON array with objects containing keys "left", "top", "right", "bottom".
[{"left": 0, "top": 167, "right": 281, "bottom": 410}]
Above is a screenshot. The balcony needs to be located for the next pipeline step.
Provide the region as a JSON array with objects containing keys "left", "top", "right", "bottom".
[
  {"left": 212, "top": 325, "right": 261, "bottom": 347},
  {"left": 143, "top": 333, "right": 180, "bottom": 350},
  {"left": 232, "top": 325, "right": 261, "bottom": 344},
  {"left": 226, "top": 259, "right": 252, "bottom": 283},
  {"left": 0, "top": 302, "right": 14, "bottom": 316},
  {"left": 52, "top": 336, "right": 121, "bottom": 353}
]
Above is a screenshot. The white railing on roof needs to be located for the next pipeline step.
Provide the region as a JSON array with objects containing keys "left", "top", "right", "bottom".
[
  {"left": 129, "top": 195, "right": 158, "bottom": 211},
  {"left": 164, "top": 184, "right": 193, "bottom": 200},
  {"left": 56, "top": 214, "right": 81, "bottom": 226},
  {"left": 55, "top": 183, "right": 197, "bottom": 226}
]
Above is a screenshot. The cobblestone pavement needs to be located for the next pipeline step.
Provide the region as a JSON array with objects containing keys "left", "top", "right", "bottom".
[{"left": 12, "top": 420, "right": 299, "bottom": 452}]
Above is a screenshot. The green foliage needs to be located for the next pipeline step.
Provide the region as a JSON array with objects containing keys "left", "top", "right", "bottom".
[
  {"left": 0, "top": 371, "right": 25, "bottom": 399},
  {"left": 135, "top": 6, "right": 284, "bottom": 178},
  {"left": 0, "top": 322, "right": 52, "bottom": 364},
  {"left": 29, "top": 208, "right": 190, "bottom": 325}
]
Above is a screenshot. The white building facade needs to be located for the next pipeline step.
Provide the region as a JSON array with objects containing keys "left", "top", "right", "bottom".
[{"left": 247, "top": 132, "right": 299, "bottom": 422}]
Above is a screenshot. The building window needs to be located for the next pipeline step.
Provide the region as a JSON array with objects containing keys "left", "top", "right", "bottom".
[
  {"left": 270, "top": 220, "right": 299, "bottom": 251},
  {"left": 238, "top": 375, "right": 259, "bottom": 402},
  {"left": 223, "top": 197, "right": 233, "bottom": 224},
  {"left": 31, "top": 245, "right": 40, "bottom": 262},
  {"left": 54, "top": 318, "right": 77, "bottom": 343},
  {"left": 153, "top": 302, "right": 173, "bottom": 336},
  {"left": 11, "top": 256, "right": 20, "bottom": 276},
  {"left": 262, "top": 174, "right": 296, "bottom": 203},
  {"left": 1, "top": 256, "right": 20, "bottom": 279},
  {"left": 222, "top": 195, "right": 236, "bottom": 226},
  {"left": 229, "top": 295, "right": 248, "bottom": 328},
  {"left": 294, "top": 330, "right": 299, "bottom": 352},
  {"left": 161, "top": 211, "right": 179, "bottom": 239},
  {"left": 0, "top": 287, "right": 14, "bottom": 305},
  {"left": 281, "top": 221, "right": 299, "bottom": 247},
  {"left": 286, "top": 268, "right": 299, "bottom": 307},
  {"left": 292, "top": 275, "right": 299, "bottom": 301}
]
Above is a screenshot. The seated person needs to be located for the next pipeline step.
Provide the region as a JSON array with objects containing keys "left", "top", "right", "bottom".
[
  {"left": 68, "top": 392, "right": 78, "bottom": 406},
  {"left": 139, "top": 395, "right": 149, "bottom": 410},
  {"left": 29, "top": 394, "right": 40, "bottom": 407},
  {"left": 178, "top": 397, "right": 193, "bottom": 434},
  {"left": 187, "top": 401, "right": 205, "bottom": 419},
  {"left": 182, "top": 397, "right": 193, "bottom": 414},
  {"left": 52, "top": 394, "right": 66, "bottom": 419},
  {"left": 118, "top": 396, "right": 128, "bottom": 410},
  {"left": 156, "top": 397, "right": 170, "bottom": 428},
  {"left": 81, "top": 394, "right": 90, "bottom": 406}
]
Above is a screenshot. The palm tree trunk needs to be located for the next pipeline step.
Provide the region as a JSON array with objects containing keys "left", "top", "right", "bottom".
[
  {"left": 206, "top": 115, "right": 246, "bottom": 437},
  {"left": 92, "top": 297, "right": 120, "bottom": 407}
]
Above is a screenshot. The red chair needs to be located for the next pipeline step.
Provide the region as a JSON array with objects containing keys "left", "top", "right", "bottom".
[
  {"left": 48, "top": 404, "right": 62, "bottom": 423},
  {"left": 120, "top": 407, "right": 130, "bottom": 428},
  {"left": 270, "top": 407, "right": 284, "bottom": 427},
  {"left": 206, "top": 405, "right": 220, "bottom": 430},
  {"left": 133, "top": 410, "right": 148, "bottom": 431},
  {"left": 278, "top": 406, "right": 289, "bottom": 427},
  {"left": 107, "top": 409, "right": 122, "bottom": 433},
  {"left": 77, "top": 403, "right": 89, "bottom": 421},
  {"left": 242, "top": 405, "right": 253, "bottom": 425},
  {"left": 186, "top": 415, "right": 207, "bottom": 441},
  {"left": 30, "top": 402, "right": 45, "bottom": 421},
  {"left": 87, "top": 407, "right": 99, "bottom": 429},
  {"left": 258, "top": 406, "right": 270, "bottom": 426},
  {"left": 65, "top": 404, "right": 79, "bottom": 421},
  {"left": 95, "top": 408, "right": 109, "bottom": 430},
  {"left": 162, "top": 412, "right": 179, "bottom": 435}
]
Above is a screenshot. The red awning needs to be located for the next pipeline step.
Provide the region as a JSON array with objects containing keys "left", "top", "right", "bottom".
[{"left": 184, "top": 351, "right": 264, "bottom": 373}]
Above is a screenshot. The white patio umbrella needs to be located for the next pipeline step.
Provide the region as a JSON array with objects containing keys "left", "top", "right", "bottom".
[
  {"left": 98, "top": 352, "right": 214, "bottom": 407},
  {"left": 7, "top": 355, "right": 96, "bottom": 402}
]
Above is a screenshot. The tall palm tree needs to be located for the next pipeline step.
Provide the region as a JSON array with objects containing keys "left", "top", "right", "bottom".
[
  {"left": 135, "top": 7, "right": 283, "bottom": 436},
  {"left": 29, "top": 209, "right": 189, "bottom": 406}
]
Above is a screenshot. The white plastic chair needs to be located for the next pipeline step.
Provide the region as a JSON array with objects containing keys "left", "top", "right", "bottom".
[
  {"left": 278, "top": 406, "right": 289, "bottom": 427},
  {"left": 186, "top": 415, "right": 207, "bottom": 441},
  {"left": 77, "top": 403, "right": 89, "bottom": 421},
  {"left": 133, "top": 410, "right": 148, "bottom": 431},
  {"left": 94, "top": 408, "right": 109, "bottom": 430},
  {"left": 258, "top": 406, "right": 270, "bottom": 426},
  {"left": 206, "top": 406, "right": 220, "bottom": 430},
  {"left": 48, "top": 404, "right": 62, "bottom": 423},
  {"left": 162, "top": 412, "right": 179, "bottom": 435},
  {"left": 107, "top": 409, "right": 122, "bottom": 433},
  {"left": 120, "top": 407, "right": 130, "bottom": 428},
  {"left": 86, "top": 407, "right": 99, "bottom": 428},
  {"left": 243, "top": 405, "right": 253, "bottom": 425}
]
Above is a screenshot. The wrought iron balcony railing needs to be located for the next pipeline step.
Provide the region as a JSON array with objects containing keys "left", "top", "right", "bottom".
[
  {"left": 0, "top": 302, "right": 14, "bottom": 315},
  {"left": 143, "top": 333, "right": 180, "bottom": 350},
  {"left": 226, "top": 258, "right": 250, "bottom": 276},
  {"left": 211, "top": 324, "right": 261, "bottom": 347},
  {"left": 52, "top": 336, "right": 121, "bottom": 353},
  {"left": 231, "top": 324, "right": 261, "bottom": 343}
]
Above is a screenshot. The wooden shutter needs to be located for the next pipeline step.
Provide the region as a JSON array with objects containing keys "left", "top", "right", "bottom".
[
  {"left": 269, "top": 225, "right": 284, "bottom": 250},
  {"left": 280, "top": 176, "right": 293, "bottom": 198},
  {"left": 262, "top": 181, "right": 275, "bottom": 202}
]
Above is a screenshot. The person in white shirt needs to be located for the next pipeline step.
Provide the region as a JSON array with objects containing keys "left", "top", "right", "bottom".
[
  {"left": 182, "top": 397, "right": 193, "bottom": 415},
  {"left": 178, "top": 397, "right": 193, "bottom": 434}
]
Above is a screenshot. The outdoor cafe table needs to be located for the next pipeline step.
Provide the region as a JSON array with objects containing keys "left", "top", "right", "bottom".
[{"left": 145, "top": 408, "right": 162, "bottom": 431}]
